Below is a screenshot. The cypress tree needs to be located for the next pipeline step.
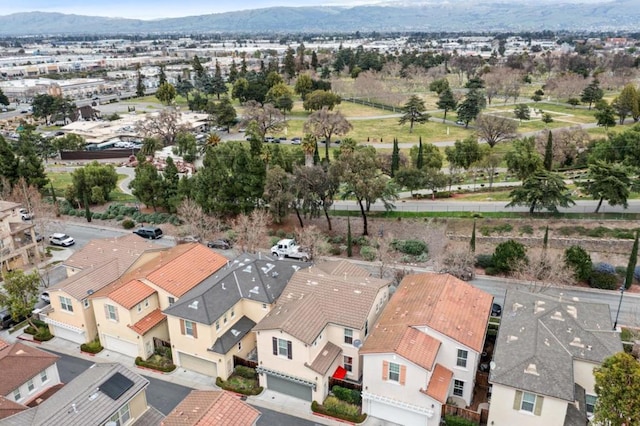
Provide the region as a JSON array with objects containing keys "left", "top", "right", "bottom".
[
  {"left": 543, "top": 225, "right": 549, "bottom": 249},
  {"left": 391, "top": 138, "right": 400, "bottom": 177},
  {"left": 470, "top": 220, "right": 476, "bottom": 253},
  {"left": 83, "top": 192, "right": 92, "bottom": 223},
  {"left": 50, "top": 182, "right": 60, "bottom": 217},
  {"left": 347, "top": 217, "right": 353, "bottom": 257},
  {"left": 416, "top": 136, "right": 424, "bottom": 169},
  {"left": 544, "top": 131, "right": 553, "bottom": 171},
  {"left": 624, "top": 230, "right": 639, "bottom": 289},
  {"left": 313, "top": 142, "right": 320, "bottom": 165}
]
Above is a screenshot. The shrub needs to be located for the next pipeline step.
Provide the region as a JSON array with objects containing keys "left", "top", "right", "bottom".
[
  {"left": 392, "top": 239, "right": 428, "bottom": 256},
  {"left": 215, "top": 376, "right": 263, "bottom": 396},
  {"left": 484, "top": 266, "right": 500, "bottom": 276},
  {"left": 564, "top": 246, "right": 592, "bottom": 281},
  {"left": 312, "top": 397, "right": 367, "bottom": 423},
  {"left": 332, "top": 386, "right": 362, "bottom": 405},
  {"left": 270, "top": 236, "right": 281, "bottom": 247},
  {"left": 329, "top": 235, "right": 344, "bottom": 244},
  {"left": 122, "top": 219, "right": 135, "bottom": 229},
  {"left": 234, "top": 366, "right": 258, "bottom": 379},
  {"left": 612, "top": 229, "right": 635, "bottom": 239},
  {"left": 589, "top": 271, "right": 619, "bottom": 290},
  {"left": 135, "top": 357, "right": 176, "bottom": 373},
  {"left": 593, "top": 262, "right": 616, "bottom": 275},
  {"left": 444, "top": 415, "right": 478, "bottom": 426},
  {"left": 586, "top": 226, "right": 609, "bottom": 238},
  {"left": 519, "top": 225, "right": 534, "bottom": 235},
  {"left": 35, "top": 328, "right": 53, "bottom": 342},
  {"left": 360, "top": 246, "right": 376, "bottom": 261},
  {"left": 352, "top": 236, "right": 369, "bottom": 246},
  {"left": 415, "top": 253, "right": 429, "bottom": 263},
  {"left": 330, "top": 246, "right": 342, "bottom": 256},
  {"left": 492, "top": 240, "right": 527, "bottom": 273},
  {"left": 276, "top": 229, "right": 287, "bottom": 238},
  {"left": 615, "top": 266, "right": 627, "bottom": 276},
  {"left": 475, "top": 254, "right": 494, "bottom": 268},
  {"left": 81, "top": 338, "right": 104, "bottom": 354},
  {"left": 433, "top": 191, "right": 452, "bottom": 199}
]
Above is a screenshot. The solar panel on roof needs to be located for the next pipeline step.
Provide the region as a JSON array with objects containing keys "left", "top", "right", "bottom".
[{"left": 99, "top": 372, "right": 134, "bottom": 400}]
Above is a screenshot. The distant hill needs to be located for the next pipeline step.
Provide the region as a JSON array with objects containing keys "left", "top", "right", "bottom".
[{"left": 0, "top": 1, "right": 638, "bottom": 36}]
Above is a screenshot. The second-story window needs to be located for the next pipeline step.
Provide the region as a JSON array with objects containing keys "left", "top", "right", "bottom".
[
  {"left": 60, "top": 296, "right": 73, "bottom": 312},
  {"left": 106, "top": 304, "right": 118, "bottom": 321},
  {"left": 457, "top": 349, "right": 468, "bottom": 368},
  {"left": 344, "top": 328, "right": 353, "bottom": 345}
]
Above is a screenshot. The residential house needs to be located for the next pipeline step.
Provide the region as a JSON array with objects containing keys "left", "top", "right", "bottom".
[
  {"left": 253, "top": 260, "right": 392, "bottom": 402},
  {"left": 161, "top": 390, "right": 260, "bottom": 426},
  {"left": 44, "top": 234, "right": 167, "bottom": 344},
  {"left": 487, "top": 289, "right": 623, "bottom": 426},
  {"left": 89, "top": 243, "right": 228, "bottom": 359},
  {"left": 0, "top": 201, "right": 41, "bottom": 272},
  {"left": 0, "top": 362, "right": 160, "bottom": 426},
  {"left": 360, "top": 273, "right": 493, "bottom": 426},
  {"left": 163, "top": 254, "right": 308, "bottom": 380},
  {"left": 0, "top": 340, "right": 61, "bottom": 416}
]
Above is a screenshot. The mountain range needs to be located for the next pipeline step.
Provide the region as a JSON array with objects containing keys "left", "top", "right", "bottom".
[{"left": 0, "top": 0, "right": 637, "bottom": 36}]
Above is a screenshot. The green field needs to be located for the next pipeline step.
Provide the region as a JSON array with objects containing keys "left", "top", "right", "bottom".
[{"left": 49, "top": 172, "right": 135, "bottom": 203}]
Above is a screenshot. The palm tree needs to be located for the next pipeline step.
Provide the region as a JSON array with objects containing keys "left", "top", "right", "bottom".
[
  {"left": 199, "top": 133, "right": 221, "bottom": 156},
  {"left": 301, "top": 133, "right": 316, "bottom": 167},
  {"left": 140, "top": 137, "right": 163, "bottom": 158}
]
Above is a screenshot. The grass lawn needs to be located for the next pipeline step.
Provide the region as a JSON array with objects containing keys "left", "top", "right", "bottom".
[{"left": 48, "top": 171, "right": 135, "bottom": 203}]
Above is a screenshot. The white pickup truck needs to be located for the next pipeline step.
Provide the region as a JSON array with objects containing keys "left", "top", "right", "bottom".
[{"left": 270, "top": 239, "right": 311, "bottom": 262}]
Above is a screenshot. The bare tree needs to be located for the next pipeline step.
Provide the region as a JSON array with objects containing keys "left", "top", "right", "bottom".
[
  {"left": 544, "top": 74, "right": 589, "bottom": 101},
  {"left": 135, "top": 108, "right": 189, "bottom": 147},
  {"left": 177, "top": 198, "right": 224, "bottom": 240},
  {"left": 475, "top": 114, "right": 518, "bottom": 148},
  {"left": 534, "top": 127, "right": 589, "bottom": 167},
  {"left": 436, "top": 244, "right": 476, "bottom": 281},
  {"left": 240, "top": 100, "right": 286, "bottom": 141},
  {"left": 512, "top": 248, "right": 575, "bottom": 293},
  {"left": 373, "top": 232, "right": 395, "bottom": 279},
  {"left": 303, "top": 107, "right": 352, "bottom": 162},
  {"left": 233, "top": 209, "right": 272, "bottom": 254},
  {"left": 295, "top": 225, "right": 329, "bottom": 262}
]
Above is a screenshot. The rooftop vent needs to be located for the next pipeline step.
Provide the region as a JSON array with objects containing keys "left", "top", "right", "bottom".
[
  {"left": 524, "top": 364, "right": 539, "bottom": 376},
  {"left": 566, "top": 305, "right": 578, "bottom": 319},
  {"left": 570, "top": 337, "right": 585, "bottom": 348},
  {"left": 231, "top": 329, "right": 240, "bottom": 337},
  {"left": 551, "top": 311, "right": 565, "bottom": 321},
  {"left": 243, "top": 266, "right": 252, "bottom": 273},
  {"left": 188, "top": 301, "right": 199, "bottom": 309},
  {"left": 250, "top": 286, "right": 259, "bottom": 294},
  {"left": 544, "top": 338, "right": 550, "bottom": 346},
  {"left": 507, "top": 335, "right": 519, "bottom": 342},
  {"left": 512, "top": 302, "right": 524, "bottom": 313},
  {"left": 261, "top": 263, "right": 275, "bottom": 274},
  {"left": 534, "top": 300, "right": 546, "bottom": 314}
]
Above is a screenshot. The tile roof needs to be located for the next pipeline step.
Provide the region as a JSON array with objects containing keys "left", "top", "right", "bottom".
[
  {"left": 0, "top": 363, "right": 149, "bottom": 426},
  {"left": 210, "top": 316, "right": 256, "bottom": 354},
  {"left": 490, "top": 289, "right": 623, "bottom": 401},
  {"left": 0, "top": 342, "right": 60, "bottom": 395},
  {"left": 0, "top": 339, "right": 8, "bottom": 351},
  {"left": 132, "top": 406, "right": 165, "bottom": 426},
  {"left": 109, "top": 279, "right": 156, "bottom": 309},
  {"left": 0, "top": 397, "right": 27, "bottom": 421},
  {"left": 163, "top": 254, "right": 307, "bottom": 324},
  {"left": 306, "top": 342, "right": 342, "bottom": 375},
  {"left": 313, "top": 260, "right": 372, "bottom": 277},
  {"left": 129, "top": 309, "right": 167, "bottom": 335},
  {"left": 161, "top": 390, "right": 260, "bottom": 426},
  {"left": 145, "top": 244, "right": 228, "bottom": 297},
  {"left": 360, "top": 273, "right": 492, "bottom": 363},
  {"left": 64, "top": 233, "right": 165, "bottom": 271},
  {"left": 396, "top": 327, "right": 441, "bottom": 371},
  {"left": 49, "top": 259, "right": 124, "bottom": 300},
  {"left": 425, "top": 364, "right": 453, "bottom": 404},
  {"left": 253, "top": 264, "right": 391, "bottom": 344}
]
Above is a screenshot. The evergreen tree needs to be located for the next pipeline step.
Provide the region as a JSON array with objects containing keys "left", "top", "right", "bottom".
[
  {"left": 436, "top": 87, "right": 458, "bottom": 122},
  {"left": 544, "top": 131, "right": 553, "bottom": 171},
  {"left": 313, "top": 142, "right": 320, "bottom": 165},
  {"left": 456, "top": 88, "right": 486, "bottom": 127},
  {"left": 240, "top": 57, "right": 247, "bottom": 77},
  {"left": 192, "top": 55, "right": 205, "bottom": 79},
  {"left": 399, "top": 95, "right": 429, "bottom": 133},
  {"left": 311, "top": 51, "right": 319, "bottom": 69},
  {"left": 212, "top": 60, "right": 227, "bottom": 99},
  {"left": 283, "top": 47, "right": 296, "bottom": 81},
  {"left": 347, "top": 217, "right": 353, "bottom": 257},
  {"left": 158, "top": 65, "right": 167, "bottom": 85},
  {"left": 581, "top": 78, "right": 604, "bottom": 110},
  {"left": 135, "top": 65, "right": 145, "bottom": 97},
  {"left": 0, "top": 136, "right": 18, "bottom": 188},
  {"left": 163, "top": 157, "right": 181, "bottom": 213},
  {"left": 543, "top": 225, "right": 549, "bottom": 250},
  {"left": 228, "top": 60, "right": 238, "bottom": 83},
  {"left": 391, "top": 138, "right": 400, "bottom": 177},
  {"left": 416, "top": 137, "right": 424, "bottom": 169},
  {"left": 625, "top": 230, "right": 639, "bottom": 289},
  {"left": 470, "top": 220, "right": 476, "bottom": 253}
]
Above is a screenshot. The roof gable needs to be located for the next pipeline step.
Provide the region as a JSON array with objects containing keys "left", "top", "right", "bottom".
[
  {"left": 0, "top": 343, "right": 59, "bottom": 395},
  {"left": 50, "top": 259, "right": 124, "bottom": 300},
  {"left": 161, "top": 390, "right": 260, "bottom": 426},
  {"left": 108, "top": 279, "right": 155, "bottom": 309}
]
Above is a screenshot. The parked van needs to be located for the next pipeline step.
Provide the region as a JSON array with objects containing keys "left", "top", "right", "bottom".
[
  {"left": 1, "top": 311, "right": 25, "bottom": 330},
  {"left": 133, "top": 226, "right": 163, "bottom": 240}
]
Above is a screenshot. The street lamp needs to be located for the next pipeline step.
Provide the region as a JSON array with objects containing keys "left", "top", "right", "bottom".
[{"left": 612, "top": 281, "right": 625, "bottom": 331}]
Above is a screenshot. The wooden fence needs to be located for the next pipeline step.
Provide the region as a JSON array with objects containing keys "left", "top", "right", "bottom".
[
  {"left": 443, "top": 404, "right": 484, "bottom": 424},
  {"left": 233, "top": 355, "right": 258, "bottom": 369},
  {"left": 328, "top": 377, "right": 363, "bottom": 392}
]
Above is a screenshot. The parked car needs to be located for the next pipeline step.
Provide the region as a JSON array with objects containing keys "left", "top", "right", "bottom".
[
  {"left": 177, "top": 235, "right": 200, "bottom": 244},
  {"left": 24, "top": 230, "right": 43, "bottom": 242},
  {"left": 207, "top": 238, "right": 232, "bottom": 250},
  {"left": 491, "top": 303, "right": 502, "bottom": 317},
  {"left": 133, "top": 226, "right": 163, "bottom": 240},
  {"left": 456, "top": 120, "right": 465, "bottom": 125},
  {"left": 19, "top": 208, "right": 33, "bottom": 220},
  {"left": 264, "top": 136, "right": 275, "bottom": 143},
  {"left": 1, "top": 311, "right": 26, "bottom": 330},
  {"left": 40, "top": 292, "right": 50, "bottom": 304},
  {"left": 279, "top": 136, "right": 287, "bottom": 142},
  {"left": 291, "top": 137, "right": 301, "bottom": 145},
  {"left": 49, "top": 233, "right": 75, "bottom": 247},
  {"left": 334, "top": 139, "right": 341, "bottom": 144}
]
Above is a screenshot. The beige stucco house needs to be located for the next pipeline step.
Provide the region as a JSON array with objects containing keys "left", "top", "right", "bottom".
[
  {"left": 360, "top": 273, "right": 493, "bottom": 426},
  {"left": 43, "top": 234, "right": 167, "bottom": 344},
  {"left": 487, "top": 289, "right": 623, "bottom": 426},
  {"left": 163, "top": 254, "right": 308, "bottom": 380},
  {"left": 253, "top": 260, "right": 392, "bottom": 402},
  {"left": 0, "top": 201, "right": 41, "bottom": 272},
  {"left": 89, "top": 242, "right": 228, "bottom": 359}
]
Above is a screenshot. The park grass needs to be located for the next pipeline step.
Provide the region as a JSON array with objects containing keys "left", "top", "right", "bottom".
[{"left": 48, "top": 171, "right": 135, "bottom": 203}]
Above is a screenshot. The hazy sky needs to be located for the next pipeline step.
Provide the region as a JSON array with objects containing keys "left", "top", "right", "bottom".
[{"left": 1, "top": 0, "right": 376, "bottom": 19}]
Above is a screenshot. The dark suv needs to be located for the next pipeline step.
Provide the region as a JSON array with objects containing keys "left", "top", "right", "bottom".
[{"left": 133, "top": 227, "right": 163, "bottom": 239}]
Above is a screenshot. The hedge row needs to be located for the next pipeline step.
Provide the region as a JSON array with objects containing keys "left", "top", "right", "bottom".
[{"left": 135, "top": 357, "right": 176, "bottom": 373}]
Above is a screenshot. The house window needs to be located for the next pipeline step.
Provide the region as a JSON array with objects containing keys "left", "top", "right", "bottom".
[
  {"left": 40, "top": 370, "right": 48, "bottom": 383},
  {"left": 344, "top": 328, "right": 353, "bottom": 345},
  {"left": 106, "top": 304, "right": 118, "bottom": 321},
  {"left": 344, "top": 356, "right": 353, "bottom": 372},
  {"left": 184, "top": 320, "right": 195, "bottom": 337},
  {"left": 262, "top": 303, "right": 267, "bottom": 310},
  {"left": 272, "top": 337, "right": 292, "bottom": 359},
  {"left": 585, "top": 394, "right": 597, "bottom": 415},
  {"left": 238, "top": 342, "right": 242, "bottom": 351},
  {"left": 27, "top": 379, "right": 35, "bottom": 393},
  {"left": 144, "top": 298, "right": 149, "bottom": 308},
  {"left": 223, "top": 314, "right": 227, "bottom": 324},
  {"left": 365, "top": 320, "right": 369, "bottom": 336},
  {"left": 83, "top": 299, "right": 90, "bottom": 309},
  {"left": 521, "top": 392, "right": 536, "bottom": 412},
  {"left": 13, "top": 389, "right": 21, "bottom": 401},
  {"left": 215, "top": 320, "right": 220, "bottom": 331},
  {"left": 456, "top": 349, "right": 468, "bottom": 368},
  {"left": 388, "top": 362, "right": 400, "bottom": 382},
  {"left": 453, "top": 379, "right": 465, "bottom": 397},
  {"left": 137, "top": 303, "right": 142, "bottom": 313},
  {"left": 107, "top": 403, "right": 131, "bottom": 426},
  {"left": 168, "top": 297, "right": 175, "bottom": 306},
  {"left": 60, "top": 296, "right": 73, "bottom": 312},
  {"left": 231, "top": 307, "right": 235, "bottom": 318}
]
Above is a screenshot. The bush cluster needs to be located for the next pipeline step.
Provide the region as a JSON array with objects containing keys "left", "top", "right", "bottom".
[
  {"left": 331, "top": 386, "right": 362, "bottom": 405},
  {"left": 122, "top": 219, "right": 135, "bottom": 229},
  {"left": 480, "top": 223, "right": 513, "bottom": 236},
  {"left": 589, "top": 271, "right": 619, "bottom": 290},
  {"left": 593, "top": 262, "right": 616, "bottom": 275},
  {"left": 311, "top": 398, "right": 367, "bottom": 423},
  {"left": 80, "top": 338, "right": 104, "bottom": 354},
  {"left": 360, "top": 246, "right": 376, "bottom": 261},
  {"left": 564, "top": 245, "right": 592, "bottom": 281},
  {"left": 135, "top": 357, "right": 176, "bottom": 373},
  {"left": 444, "top": 415, "right": 478, "bottom": 426},
  {"left": 234, "top": 366, "right": 258, "bottom": 379},
  {"left": 492, "top": 240, "right": 527, "bottom": 273},
  {"left": 475, "top": 254, "right": 494, "bottom": 269},
  {"left": 215, "top": 376, "right": 263, "bottom": 396},
  {"left": 392, "top": 239, "right": 428, "bottom": 256}
]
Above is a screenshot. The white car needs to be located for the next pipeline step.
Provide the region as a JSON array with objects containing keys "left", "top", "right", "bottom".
[
  {"left": 19, "top": 208, "right": 33, "bottom": 220},
  {"left": 49, "top": 233, "right": 75, "bottom": 247},
  {"left": 40, "top": 292, "right": 50, "bottom": 304}
]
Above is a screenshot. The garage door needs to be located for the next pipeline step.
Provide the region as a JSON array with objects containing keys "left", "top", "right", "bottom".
[
  {"left": 266, "top": 374, "right": 313, "bottom": 401},
  {"left": 51, "top": 324, "right": 85, "bottom": 344},
  {"left": 367, "top": 400, "right": 428, "bottom": 426},
  {"left": 178, "top": 352, "right": 218, "bottom": 377},
  {"left": 103, "top": 334, "right": 138, "bottom": 358}
]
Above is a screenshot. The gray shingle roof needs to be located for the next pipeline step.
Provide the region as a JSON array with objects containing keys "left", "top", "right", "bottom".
[
  {"left": 163, "top": 254, "right": 308, "bottom": 324},
  {"left": 211, "top": 316, "right": 256, "bottom": 354},
  {"left": 490, "top": 290, "right": 623, "bottom": 401},
  {"left": 0, "top": 363, "right": 148, "bottom": 426}
]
